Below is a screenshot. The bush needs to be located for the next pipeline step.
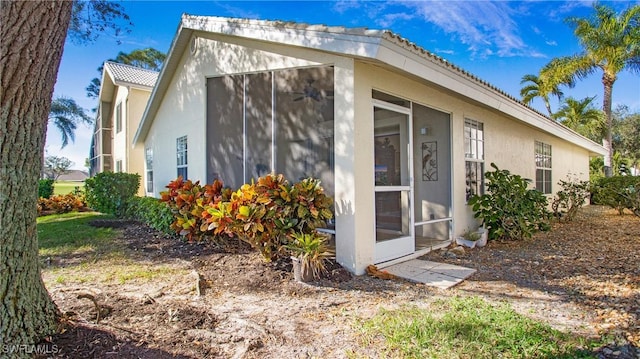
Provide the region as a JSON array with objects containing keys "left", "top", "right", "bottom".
[
  {"left": 591, "top": 175, "right": 640, "bottom": 216},
  {"left": 160, "top": 177, "right": 231, "bottom": 241},
  {"left": 551, "top": 175, "right": 590, "bottom": 222},
  {"left": 126, "top": 196, "right": 174, "bottom": 234},
  {"left": 38, "top": 193, "right": 86, "bottom": 215},
  {"left": 468, "top": 163, "right": 551, "bottom": 241},
  {"left": 203, "top": 174, "right": 333, "bottom": 261},
  {"left": 38, "top": 178, "right": 55, "bottom": 199},
  {"left": 85, "top": 172, "right": 140, "bottom": 217}
]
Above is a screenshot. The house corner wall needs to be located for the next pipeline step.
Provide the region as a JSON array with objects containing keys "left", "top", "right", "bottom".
[{"left": 127, "top": 88, "right": 152, "bottom": 196}]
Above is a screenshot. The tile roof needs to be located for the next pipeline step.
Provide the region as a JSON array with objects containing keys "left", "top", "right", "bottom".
[
  {"left": 104, "top": 61, "right": 159, "bottom": 88},
  {"left": 379, "top": 30, "right": 551, "bottom": 120}
]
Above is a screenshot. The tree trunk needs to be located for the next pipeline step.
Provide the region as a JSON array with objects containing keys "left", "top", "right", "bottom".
[
  {"left": 602, "top": 74, "right": 615, "bottom": 177},
  {"left": 1, "top": 0, "right": 73, "bottom": 353}
]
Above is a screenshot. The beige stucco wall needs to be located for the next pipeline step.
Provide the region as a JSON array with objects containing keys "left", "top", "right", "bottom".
[
  {"left": 143, "top": 33, "right": 363, "bottom": 273},
  {"left": 127, "top": 88, "right": 151, "bottom": 196},
  {"left": 109, "top": 86, "right": 151, "bottom": 196},
  {"left": 352, "top": 62, "right": 591, "bottom": 272},
  {"left": 143, "top": 33, "right": 592, "bottom": 276}
]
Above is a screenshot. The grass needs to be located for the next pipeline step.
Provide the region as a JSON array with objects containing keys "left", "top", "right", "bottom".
[
  {"left": 37, "top": 212, "right": 116, "bottom": 258},
  {"left": 356, "top": 296, "right": 600, "bottom": 359},
  {"left": 53, "top": 180, "right": 84, "bottom": 195},
  {"left": 38, "top": 211, "right": 189, "bottom": 285}
]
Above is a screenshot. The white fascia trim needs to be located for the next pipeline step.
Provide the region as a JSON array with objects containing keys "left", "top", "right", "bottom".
[{"left": 180, "top": 15, "right": 383, "bottom": 58}]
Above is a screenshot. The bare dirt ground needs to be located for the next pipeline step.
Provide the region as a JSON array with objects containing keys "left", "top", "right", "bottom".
[{"left": 39, "top": 205, "right": 639, "bottom": 358}]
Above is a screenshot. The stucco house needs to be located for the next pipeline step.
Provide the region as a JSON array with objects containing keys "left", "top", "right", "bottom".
[
  {"left": 89, "top": 61, "right": 159, "bottom": 196},
  {"left": 133, "top": 15, "right": 606, "bottom": 275}
]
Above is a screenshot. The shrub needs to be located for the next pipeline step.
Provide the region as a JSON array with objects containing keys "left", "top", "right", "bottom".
[
  {"left": 551, "top": 175, "right": 590, "bottom": 222},
  {"left": 204, "top": 174, "right": 293, "bottom": 260},
  {"left": 37, "top": 193, "right": 86, "bottom": 215},
  {"left": 160, "top": 177, "right": 231, "bottom": 241},
  {"left": 38, "top": 178, "right": 55, "bottom": 199},
  {"left": 204, "top": 174, "right": 334, "bottom": 261},
  {"left": 468, "top": 163, "right": 551, "bottom": 241},
  {"left": 591, "top": 175, "right": 640, "bottom": 216},
  {"left": 85, "top": 172, "right": 140, "bottom": 217},
  {"left": 126, "top": 196, "right": 175, "bottom": 234}
]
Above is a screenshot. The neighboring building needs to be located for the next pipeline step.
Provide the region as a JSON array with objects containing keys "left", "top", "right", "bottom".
[
  {"left": 57, "top": 170, "right": 89, "bottom": 182},
  {"left": 133, "top": 16, "right": 607, "bottom": 275},
  {"left": 89, "top": 61, "right": 159, "bottom": 196}
]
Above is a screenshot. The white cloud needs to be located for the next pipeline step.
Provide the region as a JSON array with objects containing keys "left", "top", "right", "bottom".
[
  {"left": 400, "top": 1, "right": 537, "bottom": 58},
  {"left": 376, "top": 12, "right": 415, "bottom": 28},
  {"left": 333, "top": 0, "right": 362, "bottom": 14},
  {"left": 546, "top": 40, "right": 558, "bottom": 46},
  {"left": 435, "top": 48, "right": 455, "bottom": 55}
]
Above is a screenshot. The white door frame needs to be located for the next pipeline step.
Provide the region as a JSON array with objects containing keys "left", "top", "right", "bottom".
[{"left": 372, "top": 99, "right": 415, "bottom": 263}]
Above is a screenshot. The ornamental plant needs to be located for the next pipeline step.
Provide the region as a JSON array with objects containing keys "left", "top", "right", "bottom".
[
  {"left": 204, "top": 174, "right": 293, "bottom": 260},
  {"left": 285, "top": 231, "right": 334, "bottom": 280},
  {"left": 468, "top": 163, "right": 551, "bottom": 241},
  {"left": 551, "top": 175, "right": 590, "bottom": 222},
  {"left": 160, "top": 177, "right": 231, "bottom": 241},
  {"left": 203, "top": 174, "right": 334, "bottom": 261},
  {"left": 37, "top": 193, "right": 86, "bottom": 215}
]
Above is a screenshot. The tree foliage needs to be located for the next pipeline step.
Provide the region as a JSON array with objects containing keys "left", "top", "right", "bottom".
[
  {"left": 519, "top": 73, "right": 567, "bottom": 117},
  {"left": 44, "top": 156, "right": 74, "bottom": 180},
  {"left": 44, "top": 155, "right": 74, "bottom": 180},
  {"left": 553, "top": 96, "right": 605, "bottom": 142},
  {"left": 540, "top": 3, "right": 640, "bottom": 177},
  {"left": 612, "top": 106, "right": 640, "bottom": 171},
  {"left": 49, "top": 96, "right": 92, "bottom": 148}
]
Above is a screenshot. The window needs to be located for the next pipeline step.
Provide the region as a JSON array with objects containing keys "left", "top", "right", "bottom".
[
  {"left": 115, "top": 102, "right": 122, "bottom": 133},
  {"left": 177, "top": 136, "right": 188, "bottom": 179},
  {"left": 464, "top": 119, "right": 484, "bottom": 200},
  {"left": 115, "top": 160, "right": 122, "bottom": 173},
  {"left": 535, "top": 141, "right": 552, "bottom": 194},
  {"left": 145, "top": 147, "right": 153, "bottom": 193}
]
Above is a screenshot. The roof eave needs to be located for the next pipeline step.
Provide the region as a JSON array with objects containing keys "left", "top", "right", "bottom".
[{"left": 375, "top": 36, "right": 607, "bottom": 157}]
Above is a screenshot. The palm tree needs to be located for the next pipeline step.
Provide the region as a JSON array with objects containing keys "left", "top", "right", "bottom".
[
  {"left": 49, "top": 96, "right": 92, "bottom": 148},
  {"left": 519, "top": 73, "right": 566, "bottom": 117},
  {"left": 554, "top": 96, "right": 604, "bottom": 142},
  {"left": 541, "top": 4, "right": 640, "bottom": 177}
]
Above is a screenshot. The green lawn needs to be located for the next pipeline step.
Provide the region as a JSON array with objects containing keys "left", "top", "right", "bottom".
[
  {"left": 37, "top": 212, "right": 116, "bottom": 258},
  {"left": 355, "top": 296, "right": 601, "bottom": 359},
  {"left": 38, "top": 212, "right": 188, "bottom": 285},
  {"left": 53, "top": 180, "right": 84, "bottom": 195}
]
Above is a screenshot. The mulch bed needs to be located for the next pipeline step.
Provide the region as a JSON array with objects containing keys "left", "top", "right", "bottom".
[{"left": 38, "top": 205, "right": 638, "bottom": 358}]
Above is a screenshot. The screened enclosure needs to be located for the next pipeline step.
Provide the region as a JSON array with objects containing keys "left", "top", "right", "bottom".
[{"left": 206, "top": 66, "right": 335, "bottom": 197}]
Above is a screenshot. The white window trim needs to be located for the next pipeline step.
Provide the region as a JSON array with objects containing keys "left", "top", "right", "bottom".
[
  {"left": 535, "top": 141, "right": 552, "bottom": 194},
  {"left": 177, "top": 135, "right": 188, "bottom": 179},
  {"left": 145, "top": 147, "right": 154, "bottom": 193},
  {"left": 115, "top": 102, "right": 122, "bottom": 134},
  {"left": 464, "top": 118, "right": 485, "bottom": 200}
]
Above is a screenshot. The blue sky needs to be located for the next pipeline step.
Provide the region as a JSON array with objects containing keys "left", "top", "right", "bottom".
[{"left": 49, "top": 0, "right": 640, "bottom": 170}]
